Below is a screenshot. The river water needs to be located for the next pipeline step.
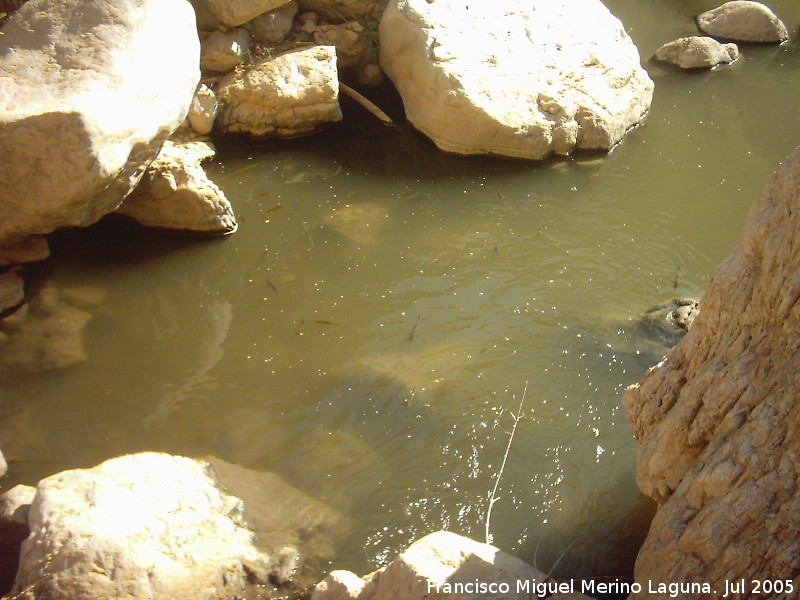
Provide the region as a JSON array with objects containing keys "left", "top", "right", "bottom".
[{"left": 2, "top": 0, "right": 799, "bottom": 593}]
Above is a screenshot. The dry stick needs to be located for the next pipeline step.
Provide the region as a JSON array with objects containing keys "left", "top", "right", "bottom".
[
  {"left": 485, "top": 380, "right": 528, "bottom": 545},
  {"left": 339, "top": 82, "right": 395, "bottom": 126}
]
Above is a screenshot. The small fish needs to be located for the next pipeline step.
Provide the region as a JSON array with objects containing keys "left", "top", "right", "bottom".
[
  {"left": 315, "top": 320, "right": 339, "bottom": 325},
  {"left": 266, "top": 203, "right": 283, "bottom": 213},
  {"left": 497, "top": 192, "right": 504, "bottom": 199},
  {"left": 494, "top": 244, "right": 499, "bottom": 254},
  {"left": 266, "top": 280, "right": 278, "bottom": 295},
  {"left": 407, "top": 315, "right": 421, "bottom": 342},
  {"left": 673, "top": 266, "right": 681, "bottom": 289},
  {"left": 255, "top": 190, "right": 271, "bottom": 199}
]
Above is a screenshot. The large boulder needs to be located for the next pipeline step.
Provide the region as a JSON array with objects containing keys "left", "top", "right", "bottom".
[
  {"left": 297, "top": 0, "right": 387, "bottom": 22},
  {"left": 697, "top": 1, "right": 788, "bottom": 44},
  {"left": 654, "top": 36, "right": 738, "bottom": 69},
  {"left": 623, "top": 148, "right": 800, "bottom": 596},
  {"left": 205, "top": 0, "right": 294, "bottom": 28},
  {"left": 312, "top": 531, "right": 590, "bottom": 600},
  {"left": 117, "top": 138, "right": 238, "bottom": 235},
  {"left": 379, "top": 0, "right": 653, "bottom": 160},
  {"left": 6, "top": 453, "right": 346, "bottom": 599},
  {"left": 0, "top": 0, "right": 200, "bottom": 245},
  {"left": 216, "top": 45, "right": 343, "bottom": 137}
]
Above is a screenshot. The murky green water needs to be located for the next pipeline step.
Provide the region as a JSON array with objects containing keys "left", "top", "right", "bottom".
[{"left": 2, "top": 0, "right": 800, "bottom": 592}]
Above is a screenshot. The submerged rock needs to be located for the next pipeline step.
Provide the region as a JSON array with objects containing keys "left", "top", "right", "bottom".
[
  {"left": 216, "top": 45, "right": 342, "bottom": 138},
  {"left": 0, "top": 286, "right": 93, "bottom": 373},
  {"left": 312, "top": 531, "right": 589, "bottom": 600},
  {"left": 623, "top": 147, "right": 800, "bottom": 596},
  {"left": 654, "top": 36, "right": 738, "bottom": 69},
  {"left": 0, "top": 269, "right": 25, "bottom": 314},
  {"left": 4, "top": 453, "right": 346, "bottom": 599},
  {"left": 243, "top": 1, "right": 299, "bottom": 45},
  {"left": 0, "top": 0, "right": 200, "bottom": 244},
  {"left": 637, "top": 298, "right": 700, "bottom": 347},
  {"left": 117, "top": 138, "right": 237, "bottom": 235},
  {"left": 0, "top": 237, "right": 49, "bottom": 268},
  {"left": 200, "top": 29, "right": 252, "bottom": 73},
  {"left": 697, "top": 1, "right": 788, "bottom": 43},
  {"left": 379, "top": 0, "right": 653, "bottom": 159}
]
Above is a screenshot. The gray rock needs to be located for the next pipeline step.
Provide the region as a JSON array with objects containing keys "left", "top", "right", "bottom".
[
  {"left": 0, "top": 0, "right": 200, "bottom": 244},
  {"left": 201, "top": 29, "right": 252, "bottom": 73},
  {"left": 637, "top": 298, "right": 700, "bottom": 347},
  {"left": 654, "top": 36, "right": 738, "bottom": 69},
  {"left": 243, "top": 1, "right": 299, "bottom": 45},
  {"left": 697, "top": 1, "right": 788, "bottom": 43}
]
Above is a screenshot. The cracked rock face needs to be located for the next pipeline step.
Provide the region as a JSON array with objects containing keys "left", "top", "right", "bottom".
[
  {"left": 0, "top": 0, "right": 200, "bottom": 244},
  {"left": 379, "top": 0, "right": 653, "bottom": 160},
  {"left": 623, "top": 147, "right": 800, "bottom": 596}
]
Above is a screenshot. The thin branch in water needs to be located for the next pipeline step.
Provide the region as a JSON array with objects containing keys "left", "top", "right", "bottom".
[
  {"left": 339, "top": 82, "right": 395, "bottom": 126},
  {"left": 485, "top": 380, "right": 528, "bottom": 545}
]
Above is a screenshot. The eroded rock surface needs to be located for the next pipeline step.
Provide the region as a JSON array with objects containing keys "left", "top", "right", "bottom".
[
  {"left": 312, "top": 531, "right": 590, "bottom": 600},
  {"left": 243, "top": 1, "right": 299, "bottom": 45},
  {"left": 654, "top": 36, "right": 738, "bottom": 69},
  {"left": 623, "top": 148, "right": 800, "bottom": 596},
  {"left": 0, "top": 0, "right": 199, "bottom": 244},
  {"left": 297, "top": 0, "right": 387, "bottom": 22},
  {"left": 379, "top": 0, "right": 653, "bottom": 159},
  {"left": 217, "top": 45, "right": 342, "bottom": 137},
  {"left": 0, "top": 237, "right": 49, "bottom": 268},
  {"left": 697, "top": 1, "right": 788, "bottom": 43},
  {"left": 118, "top": 137, "right": 237, "bottom": 235}
]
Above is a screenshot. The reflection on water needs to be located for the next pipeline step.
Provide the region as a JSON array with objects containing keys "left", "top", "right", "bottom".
[{"left": 2, "top": 0, "right": 800, "bottom": 591}]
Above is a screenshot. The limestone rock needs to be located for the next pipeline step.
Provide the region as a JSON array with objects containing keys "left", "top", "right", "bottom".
[
  {"left": 0, "top": 237, "right": 49, "bottom": 267},
  {"left": 0, "top": 0, "right": 200, "bottom": 244},
  {"left": 118, "top": 139, "right": 237, "bottom": 235},
  {"left": 0, "top": 286, "right": 92, "bottom": 373},
  {"left": 0, "top": 269, "right": 25, "bottom": 314},
  {"left": 314, "top": 21, "right": 370, "bottom": 69},
  {"left": 206, "top": 0, "right": 294, "bottom": 27},
  {"left": 623, "top": 147, "right": 800, "bottom": 596},
  {"left": 697, "top": 1, "right": 788, "bottom": 43},
  {"left": 654, "top": 36, "right": 738, "bottom": 69},
  {"left": 191, "top": 0, "right": 224, "bottom": 32},
  {"left": 4, "top": 454, "right": 347, "bottom": 599},
  {"left": 8, "top": 453, "right": 274, "bottom": 600},
  {"left": 298, "top": 0, "right": 387, "bottom": 22},
  {"left": 217, "top": 45, "right": 342, "bottom": 138},
  {"left": 187, "top": 84, "right": 219, "bottom": 135},
  {"left": 379, "top": 0, "right": 653, "bottom": 160},
  {"left": 0, "top": 485, "right": 34, "bottom": 596},
  {"left": 312, "top": 531, "right": 590, "bottom": 600},
  {"left": 0, "top": 449, "right": 6, "bottom": 479},
  {"left": 243, "top": 1, "right": 299, "bottom": 45},
  {"left": 201, "top": 29, "right": 252, "bottom": 73}
]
